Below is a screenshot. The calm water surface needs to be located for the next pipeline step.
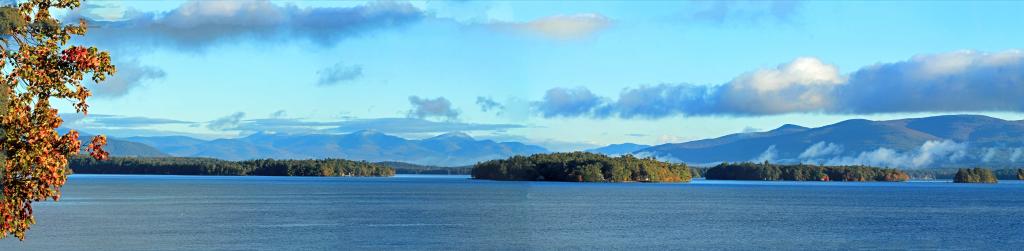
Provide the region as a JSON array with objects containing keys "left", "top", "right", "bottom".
[{"left": 2, "top": 174, "right": 1022, "bottom": 250}]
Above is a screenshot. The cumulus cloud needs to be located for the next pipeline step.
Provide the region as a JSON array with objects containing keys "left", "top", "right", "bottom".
[
  {"left": 534, "top": 50, "right": 1024, "bottom": 118},
  {"left": 407, "top": 96, "right": 459, "bottom": 120},
  {"left": 72, "top": 0, "right": 425, "bottom": 51},
  {"left": 719, "top": 57, "right": 844, "bottom": 114},
  {"left": 208, "top": 112, "right": 245, "bottom": 131},
  {"left": 89, "top": 59, "right": 166, "bottom": 98},
  {"left": 821, "top": 140, "right": 967, "bottom": 169},
  {"left": 492, "top": 13, "right": 611, "bottom": 40},
  {"left": 316, "top": 62, "right": 363, "bottom": 86},
  {"left": 534, "top": 87, "right": 607, "bottom": 118},
  {"left": 476, "top": 96, "right": 504, "bottom": 114},
  {"left": 835, "top": 50, "right": 1024, "bottom": 114},
  {"left": 798, "top": 141, "right": 844, "bottom": 159}
]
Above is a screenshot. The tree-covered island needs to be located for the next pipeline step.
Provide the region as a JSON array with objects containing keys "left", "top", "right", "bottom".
[
  {"left": 472, "top": 152, "right": 692, "bottom": 182},
  {"left": 953, "top": 168, "right": 998, "bottom": 183},
  {"left": 704, "top": 161, "right": 910, "bottom": 182}
]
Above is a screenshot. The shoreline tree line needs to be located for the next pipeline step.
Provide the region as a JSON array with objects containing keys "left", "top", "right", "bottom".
[
  {"left": 70, "top": 156, "right": 395, "bottom": 177},
  {"left": 703, "top": 161, "right": 910, "bottom": 182},
  {"left": 904, "top": 168, "right": 1023, "bottom": 181}
]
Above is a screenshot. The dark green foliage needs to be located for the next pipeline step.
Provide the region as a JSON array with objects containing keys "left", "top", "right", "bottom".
[
  {"left": 241, "top": 159, "right": 395, "bottom": 177},
  {"left": 69, "top": 156, "right": 394, "bottom": 177},
  {"left": 71, "top": 156, "right": 248, "bottom": 175},
  {"left": 689, "top": 167, "right": 704, "bottom": 178},
  {"left": 471, "top": 152, "right": 692, "bottom": 182},
  {"left": 704, "top": 162, "right": 909, "bottom": 182},
  {"left": 1018, "top": 169, "right": 1024, "bottom": 180},
  {"left": 953, "top": 168, "right": 998, "bottom": 183},
  {"left": 376, "top": 161, "right": 472, "bottom": 175},
  {"left": 905, "top": 168, "right": 1021, "bottom": 180}
]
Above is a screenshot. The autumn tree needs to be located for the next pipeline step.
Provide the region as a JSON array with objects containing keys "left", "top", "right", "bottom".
[{"left": 0, "top": 0, "right": 113, "bottom": 240}]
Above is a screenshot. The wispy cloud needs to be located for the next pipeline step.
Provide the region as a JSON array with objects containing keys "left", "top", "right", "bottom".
[
  {"left": 751, "top": 145, "right": 778, "bottom": 162},
  {"left": 59, "top": 113, "right": 199, "bottom": 138},
  {"left": 329, "top": 118, "right": 523, "bottom": 135},
  {"left": 89, "top": 58, "right": 166, "bottom": 98},
  {"left": 533, "top": 50, "right": 1024, "bottom": 118},
  {"left": 64, "top": 113, "right": 526, "bottom": 138},
  {"left": 491, "top": 13, "right": 611, "bottom": 40},
  {"left": 798, "top": 141, "right": 844, "bottom": 159},
  {"left": 821, "top": 140, "right": 968, "bottom": 169},
  {"left": 688, "top": 1, "right": 801, "bottom": 24},
  {"left": 787, "top": 140, "right": 969, "bottom": 169},
  {"left": 269, "top": 110, "right": 287, "bottom": 119},
  {"left": 62, "top": 113, "right": 194, "bottom": 127},
  {"left": 475, "top": 96, "right": 504, "bottom": 114},
  {"left": 208, "top": 112, "right": 246, "bottom": 131},
  {"left": 71, "top": 0, "right": 425, "bottom": 51},
  {"left": 316, "top": 62, "right": 363, "bottom": 86}
]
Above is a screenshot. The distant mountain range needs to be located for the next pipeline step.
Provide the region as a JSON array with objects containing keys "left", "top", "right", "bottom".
[
  {"left": 585, "top": 143, "right": 650, "bottom": 156},
  {"left": 82, "top": 114, "right": 1024, "bottom": 169},
  {"left": 120, "top": 131, "right": 548, "bottom": 166},
  {"left": 633, "top": 115, "right": 1024, "bottom": 168},
  {"left": 67, "top": 132, "right": 170, "bottom": 157}
]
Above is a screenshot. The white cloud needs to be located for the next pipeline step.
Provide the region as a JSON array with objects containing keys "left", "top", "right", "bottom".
[
  {"left": 634, "top": 151, "right": 684, "bottom": 163},
  {"left": 721, "top": 57, "right": 843, "bottom": 114},
  {"left": 493, "top": 13, "right": 611, "bottom": 40},
  {"left": 208, "top": 112, "right": 245, "bottom": 131},
  {"left": 535, "top": 50, "right": 1024, "bottom": 118},
  {"left": 798, "top": 141, "right": 843, "bottom": 159},
  {"left": 821, "top": 140, "right": 967, "bottom": 169},
  {"left": 316, "top": 62, "right": 363, "bottom": 86},
  {"left": 89, "top": 58, "right": 166, "bottom": 98},
  {"left": 1011, "top": 148, "right": 1024, "bottom": 162},
  {"left": 269, "top": 110, "right": 287, "bottom": 119},
  {"left": 752, "top": 145, "right": 777, "bottom": 162},
  {"left": 981, "top": 147, "right": 998, "bottom": 162},
  {"left": 407, "top": 96, "right": 459, "bottom": 120},
  {"left": 73, "top": 0, "right": 425, "bottom": 51}
]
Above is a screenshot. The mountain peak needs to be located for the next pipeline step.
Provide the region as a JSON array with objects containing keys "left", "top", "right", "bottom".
[
  {"left": 586, "top": 143, "right": 651, "bottom": 156},
  {"left": 431, "top": 132, "right": 473, "bottom": 140},
  {"left": 773, "top": 124, "right": 808, "bottom": 131}
]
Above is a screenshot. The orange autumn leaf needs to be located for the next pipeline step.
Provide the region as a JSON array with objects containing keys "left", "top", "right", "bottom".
[{"left": 0, "top": 0, "right": 115, "bottom": 240}]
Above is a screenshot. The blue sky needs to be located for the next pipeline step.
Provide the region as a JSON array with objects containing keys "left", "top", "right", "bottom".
[{"left": 56, "top": 0, "right": 1024, "bottom": 151}]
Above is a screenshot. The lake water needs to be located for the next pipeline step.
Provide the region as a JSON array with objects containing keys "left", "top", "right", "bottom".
[{"left": 2, "top": 174, "right": 1023, "bottom": 250}]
